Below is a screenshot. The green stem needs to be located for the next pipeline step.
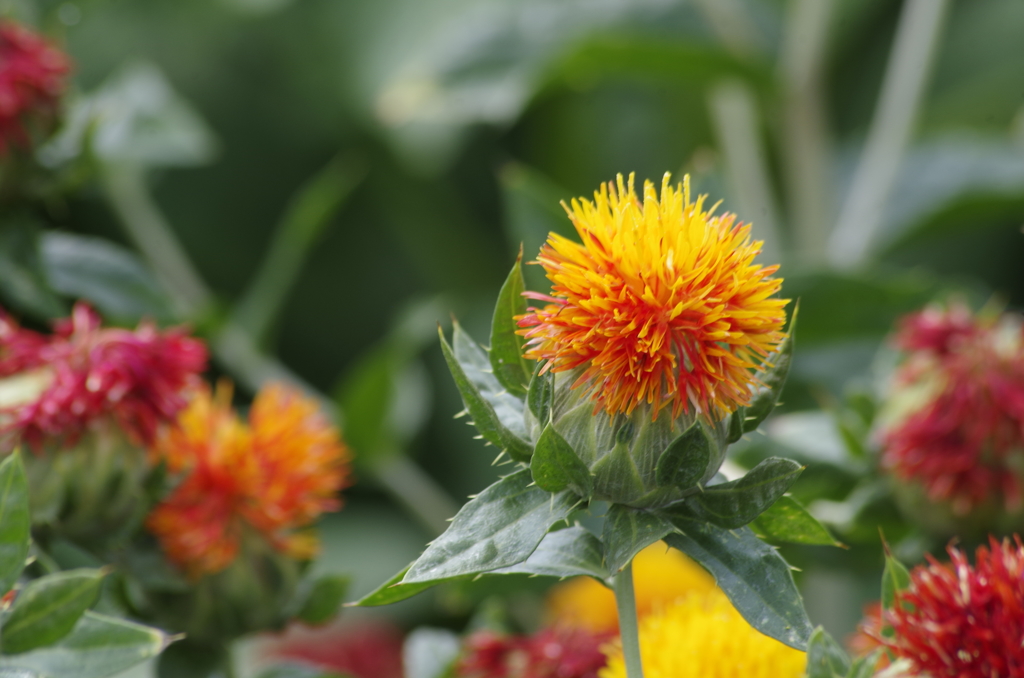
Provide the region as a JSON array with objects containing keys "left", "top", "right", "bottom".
[{"left": 613, "top": 561, "right": 645, "bottom": 678}]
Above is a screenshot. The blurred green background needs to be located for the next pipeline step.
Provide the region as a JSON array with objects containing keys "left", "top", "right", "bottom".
[{"left": 7, "top": 0, "right": 1024, "bottom": 647}]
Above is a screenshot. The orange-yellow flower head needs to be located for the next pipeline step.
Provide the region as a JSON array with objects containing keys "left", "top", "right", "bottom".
[
  {"left": 517, "top": 173, "right": 788, "bottom": 421},
  {"left": 146, "top": 382, "right": 350, "bottom": 578}
]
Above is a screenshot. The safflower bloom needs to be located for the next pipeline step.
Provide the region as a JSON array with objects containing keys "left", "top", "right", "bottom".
[
  {"left": 599, "top": 589, "right": 806, "bottom": 678},
  {"left": 517, "top": 173, "right": 787, "bottom": 421},
  {"left": 879, "top": 303, "right": 1024, "bottom": 514},
  {"left": 457, "top": 627, "right": 612, "bottom": 678},
  {"left": 0, "top": 302, "right": 207, "bottom": 448},
  {"left": 146, "top": 382, "right": 350, "bottom": 577},
  {"left": 0, "top": 20, "right": 69, "bottom": 152},
  {"left": 546, "top": 541, "right": 715, "bottom": 632},
  {"left": 863, "top": 537, "right": 1024, "bottom": 678},
  {"left": 260, "top": 619, "right": 405, "bottom": 678}
]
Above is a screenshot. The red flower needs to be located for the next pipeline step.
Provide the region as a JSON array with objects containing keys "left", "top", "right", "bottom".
[
  {"left": 0, "top": 303, "right": 208, "bottom": 448},
  {"left": 880, "top": 304, "right": 1024, "bottom": 514},
  {"left": 0, "top": 20, "right": 69, "bottom": 153},
  {"left": 260, "top": 619, "right": 404, "bottom": 678},
  {"left": 868, "top": 537, "right": 1024, "bottom": 678},
  {"left": 457, "top": 627, "right": 612, "bottom": 678}
]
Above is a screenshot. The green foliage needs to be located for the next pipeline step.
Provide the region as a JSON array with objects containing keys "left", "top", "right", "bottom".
[
  {"left": 671, "top": 458, "right": 804, "bottom": 530},
  {"left": 402, "top": 470, "right": 575, "bottom": 584},
  {"left": 530, "top": 424, "right": 592, "bottom": 495},
  {"left": 664, "top": 524, "right": 813, "bottom": 650},
  {"left": 653, "top": 422, "right": 712, "bottom": 490},
  {"left": 489, "top": 252, "right": 531, "bottom": 397},
  {"left": 294, "top": 575, "right": 350, "bottom": 626},
  {"left": 743, "top": 307, "right": 797, "bottom": 434},
  {"left": 601, "top": 505, "right": 672, "bottom": 575},
  {"left": 439, "top": 325, "right": 533, "bottom": 463},
  {"left": 805, "top": 627, "right": 852, "bottom": 678},
  {"left": 750, "top": 496, "right": 842, "bottom": 547},
  {"left": 0, "top": 454, "right": 170, "bottom": 677}
]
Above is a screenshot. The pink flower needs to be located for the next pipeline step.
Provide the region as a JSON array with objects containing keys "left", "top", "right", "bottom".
[
  {"left": 880, "top": 303, "right": 1024, "bottom": 514},
  {"left": 457, "top": 627, "right": 612, "bottom": 678},
  {"left": 0, "top": 20, "right": 69, "bottom": 153},
  {"left": 260, "top": 619, "right": 404, "bottom": 678},
  {"left": 0, "top": 303, "right": 208, "bottom": 448}
]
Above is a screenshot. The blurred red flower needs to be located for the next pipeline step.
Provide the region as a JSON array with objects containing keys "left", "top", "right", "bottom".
[
  {"left": 864, "top": 537, "right": 1024, "bottom": 678},
  {"left": 881, "top": 303, "right": 1024, "bottom": 514},
  {"left": 260, "top": 618, "right": 404, "bottom": 678},
  {"left": 457, "top": 627, "right": 612, "bottom": 678},
  {"left": 0, "top": 20, "right": 69, "bottom": 152},
  {"left": 0, "top": 302, "right": 207, "bottom": 448}
]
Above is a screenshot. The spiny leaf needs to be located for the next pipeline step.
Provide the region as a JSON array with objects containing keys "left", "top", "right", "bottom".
[
  {"left": 489, "top": 250, "right": 531, "bottom": 396},
  {"left": 654, "top": 422, "right": 712, "bottom": 490},
  {"left": 750, "top": 495, "right": 843, "bottom": 547},
  {"left": 3, "top": 569, "right": 106, "bottom": 654},
  {"left": 744, "top": 304, "right": 798, "bottom": 433},
  {"left": 683, "top": 457, "right": 804, "bottom": 529},
  {"left": 602, "top": 505, "right": 673, "bottom": 574}
]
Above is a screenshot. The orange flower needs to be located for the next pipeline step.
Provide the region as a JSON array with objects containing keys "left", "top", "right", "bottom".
[
  {"left": 517, "top": 174, "right": 787, "bottom": 421},
  {"left": 146, "top": 382, "right": 350, "bottom": 577}
]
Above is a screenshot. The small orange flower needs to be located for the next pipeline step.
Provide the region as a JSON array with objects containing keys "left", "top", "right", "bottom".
[
  {"left": 146, "top": 382, "right": 350, "bottom": 577},
  {"left": 517, "top": 173, "right": 787, "bottom": 421}
]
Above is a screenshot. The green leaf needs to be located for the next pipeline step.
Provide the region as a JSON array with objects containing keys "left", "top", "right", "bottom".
[
  {"left": 233, "top": 154, "right": 365, "bottom": 346},
  {"left": 0, "top": 611, "right": 171, "bottom": 678},
  {"left": 440, "top": 325, "right": 532, "bottom": 462},
  {"left": 881, "top": 551, "right": 911, "bottom": 611},
  {"left": 750, "top": 495, "right": 842, "bottom": 547},
  {"left": 0, "top": 452, "right": 30, "bottom": 596},
  {"left": 683, "top": 458, "right": 804, "bottom": 529},
  {"left": 0, "top": 218, "right": 65, "bottom": 321},
  {"left": 744, "top": 305, "right": 797, "bottom": 433},
  {"left": 42, "top": 61, "right": 217, "bottom": 169},
  {"left": 40, "top": 233, "right": 175, "bottom": 324},
  {"left": 257, "top": 666, "right": 350, "bottom": 678},
  {"left": 403, "top": 470, "right": 575, "bottom": 584},
  {"left": 654, "top": 422, "right": 712, "bottom": 490},
  {"left": 489, "top": 251, "right": 531, "bottom": 397},
  {"left": 805, "top": 627, "right": 851, "bottom": 678},
  {"left": 847, "top": 652, "right": 883, "bottom": 678},
  {"left": 490, "top": 526, "right": 608, "bottom": 580},
  {"left": 354, "top": 526, "right": 607, "bottom": 607},
  {"left": 295, "top": 575, "right": 349, "bottom": 626},
  {"left": 665, "top": 524, "right": 813, "bottom": 651},
  {"left": 2, "top": 569, "right": 107, "bottom": 654},
  {"left": 403, "top": 628, "right": 461, "bottom": 678},
  {"left": 349, "top": 564, "right": 430, "bottom": 607},
  {"left": 602, "top": 505, "right": 674, "bottom": 574},
  {"left": 530, "top": 424, "right": 592, "bottom": 495}
]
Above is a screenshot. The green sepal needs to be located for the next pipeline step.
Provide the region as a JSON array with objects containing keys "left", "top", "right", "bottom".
[
  {"left": 489, "top": 249, "right": 531, "bottom": 397},
  {"left": 0, "top": 451, "right": 31, "bottom": 596},
  {"left": 654, "top": 422, "right": 712, "bottom": 490},
  {"left": 671, "top": 457, "right": 803, "bottom": 529},
  {"left": 881, "top": 549, "right": 911, "bottom": 611},
  {"left": 439, "top": 325, "right": 532, "bottom": 462},
  {"left": 805, "top": 627, "right": 851, "bottom": 678},
  {"left": 744, "top": 305, "right": 797, "bottom": 433},
  {"left": 2, "top": 569, "right": 107, "bottom": 654},
  {"left": 402, "top": 469, "right": 575, "bottom": 584},
  {"left": 590, "top": 443, "right": 645, "bottom": 506},
  {"left": 665, "top": 523, "right": 813, "bottom": 651},
  {"left": 0, "top": 611, "right": 173, "bottom": 678},
  {"left": 847, "top": 652, "right": 883, "bottom": 678},
  {"left": 295, "top": 575, "right": 350, "bottom": 626},
  {"left": 531, "top": 424, "right": 593, "bottom": 496},
  {"left": 526, "top": 365, "right": 554, "bottom": 425},
  {"left": 727, "top": 407, "right": 745, "bottom": 444},
  {"left": 750, "top": 495, "right": 843, "bottom": 547},
  {"left": 601, "top": 505, "right": 674, "bottom": 574}
]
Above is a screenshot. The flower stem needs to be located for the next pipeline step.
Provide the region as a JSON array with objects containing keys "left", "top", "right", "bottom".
[{"left": 613, "top": 561, "right": 645, "bottom": 678}]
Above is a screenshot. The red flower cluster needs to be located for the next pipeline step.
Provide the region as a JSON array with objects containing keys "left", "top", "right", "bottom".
[
  {"left": 0, "top": 20, "right": 69, "bottom": 153},
  {"left": 0, "top": 303, "right": 208, "bottom": 449},
  {"left": 457, "top": 627, "right": 612, "bottom": 678},
  {"left": 864, "top": 537, "right": 1024, "bottom": 678},
  {"left": 881, "top": 303, "right": 1024, "bottom": 514},
  {"left": 260, "top": 619, "right": 404, "bottom": 678}
]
